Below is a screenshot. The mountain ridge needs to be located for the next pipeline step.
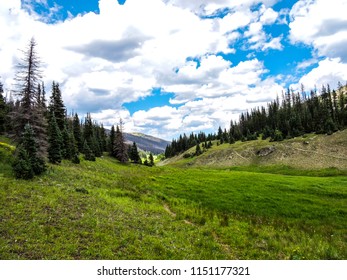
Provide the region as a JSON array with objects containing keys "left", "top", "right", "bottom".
[{"left": 124, "top": 132, "right": 170, "bottom": 154}]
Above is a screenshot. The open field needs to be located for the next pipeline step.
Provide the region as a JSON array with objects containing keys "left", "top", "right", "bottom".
[{"left": 1, "top": 136, "right": 346, "bottom": 260}]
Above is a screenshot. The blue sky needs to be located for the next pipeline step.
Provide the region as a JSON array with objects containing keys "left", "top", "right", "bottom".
[{"left": 1, "top": 0, "right": 347, "bottom": 139}]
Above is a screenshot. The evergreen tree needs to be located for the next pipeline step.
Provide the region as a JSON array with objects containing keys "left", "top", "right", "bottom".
[
  {"left": 12, "top": 144, "right": 34, "bottom": 179},
  {"left": 47, "top": 113, "right": 63, "bottom": 164},
  {"left": 13, "top": 123, "right": 46, "bottom": 177},
  {"left": 149, "top": 152, "right": 154, "bottom": 166},
  {"left": 61, "top": 122, "right": 71, "bottom": 159},
  {"left": 114, "top": 121, "right": 128, "bottom": 163},
  {"left": 195, "top": 143, "right": 202, "bottom": 156},
  {"left": 108, "top": 125, "right": 116, "bottom": 157},
  {"left": 11, "top": 38, "right": 47, "bottom": 157},
  {"left": 0, "top": 80, "right": 7, "bottom": 134},
  {"left": 129, "top": 142, "right": 141, "bottom": 163},
  {"left": 83, "top": 140, "right": 95, "bottom": 161},
  {"left": 72, "top": 113, "right": 83, "bottom": 152},
  {"left": 23, "top": 123, "right": 46, "bottom": 175},
  {"left": 49, "top": 82, "right": 66, "bottom": 131},
  {"left": 69, "top": 131, "right": 80, "bottom": 164},
  {"left": 100, "top": 124, "right": 107, "bottom": 152}
]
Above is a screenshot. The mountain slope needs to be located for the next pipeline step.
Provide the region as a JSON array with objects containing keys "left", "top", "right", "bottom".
[
  {"left": 160, "top": 129, "right": 347, "bottom": 170},
  {"left": 124, "top": 132, "right": 170, "bottom": 154}
]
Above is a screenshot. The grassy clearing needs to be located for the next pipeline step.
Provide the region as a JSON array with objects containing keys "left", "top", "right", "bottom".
[{"left": 0, "top": 140, "right": 346, "bottom": 259}]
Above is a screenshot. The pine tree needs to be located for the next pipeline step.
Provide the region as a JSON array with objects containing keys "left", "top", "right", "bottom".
[
  {"left": 72, "top": 113, "right": 83, "bottom": 152},
  {"left": 149, "top": 153, "right": 154, "bottom": 166},
  {"left": 69, "top": 131, "right": 80, "bottom": 164},
  {"left": 83, "top": 140, "right": 95, "bottom": 161},
  {"left": 61, "top": 123, "right": 71, "bottom": 159},
  {"left": 0, "top": 80, "right": 8, "bottom": 134},
  {"left": 47, "top": 113, "right": 63, "bottom": 164},
  {"left": 13, "top": 123, "right": 46, "bottom": 177},
  {"left": 49, "top": 82, "right": 66, "bottom": 131},
  {"left": 129, "top": 142, "right": 141, "bottom": 163},
  {"left": 108, "top": 125, "right": 116, "bottom": 157},
  {"left": 12, "top": 144, "right": 34, "bottom": 179},
  {"left": 195, "top": 143, "right": 202, "bottom": 156},
  {"left": 114, "top": 121, "right": 128, "bottom": 163},
  {"left": 11, "top": 38, "right": 48, "bottom": 157}
]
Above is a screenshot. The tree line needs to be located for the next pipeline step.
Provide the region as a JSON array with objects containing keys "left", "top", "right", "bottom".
[
  {"left": 165, "top": 83, "right": 347, "bottom": 158},
  {"left": 0, "top": 38, "right": 153, "bottom": 179}
]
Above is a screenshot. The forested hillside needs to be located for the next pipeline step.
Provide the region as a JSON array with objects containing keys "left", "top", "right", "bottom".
[
  {"left": 165, "top": 85, "right": 347, "bottom": 158},
  {"left": 0, "top": 38, "right": 151, "bottom": 179}
]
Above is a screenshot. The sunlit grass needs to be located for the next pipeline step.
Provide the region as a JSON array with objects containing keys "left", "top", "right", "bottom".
[{"left": 1, "top": 140, "right": 346, "bottom": 259}]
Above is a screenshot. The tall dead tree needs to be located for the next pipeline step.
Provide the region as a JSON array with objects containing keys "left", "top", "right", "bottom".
[{"left": 11, "top": 37, "right": 48, "bottom": 157}]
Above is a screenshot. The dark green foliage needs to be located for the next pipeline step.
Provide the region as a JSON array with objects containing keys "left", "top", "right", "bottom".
[
  {"left": 48, "top": 82, "right": 66, "bottom": 131},
  {"left": 271, "top": 130, "right": 283, "bottom": 142},
  {"left": 71, "top": 152, "right": 80, "bottom": 164},
  {"left": 61, "top": 123, "right": 71, "bottom": 159},
  {"left": 108, "top": 125, "right": 116, "bottom": 157},
  {"left": 72, "top": 113, "right": 83, "bottom": 152},
  {"left": 114, "top": 123, "right": 128, "bottom": 163},
  {"left": 12, "top": 144, "right": 34, "bottom": 179},
  {"left": 129, "top": 142, "right": 141, "bottom": 164},
  {"left": 91, "top": 135, "right": 102, "bottom": 157},
  {"left": 83, "top": 140, "right": 95, "bottom": 161},
  {"left": 149, "top": 153, "right": 154, "bottom": 166},
  {"left": 0, "top": 81, "right": 8, "bottom": 134},
  {"left": 12, "top": 123, "right": 46, "bottom": 179},
  {"left": 69, "top": 130, "right": 80, "bottom": 164},
  {"left": 21, "top": 123, "right": 46, "bottom": 175},
  {"left": 324, "top": 118, "right": 338, "bottom": 135},
  {"left": 195, "top": 143, "right": 202, "bottom": 156},
  {"left": 47, "top": 113, "right": 63, "bottom": 164}
]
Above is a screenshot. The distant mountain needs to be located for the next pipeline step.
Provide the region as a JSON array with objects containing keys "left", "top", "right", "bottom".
[{"left": 124, "top": 132, "right": 170, "bottom": 154}]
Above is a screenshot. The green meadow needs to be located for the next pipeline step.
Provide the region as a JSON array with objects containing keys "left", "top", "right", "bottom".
[{"left": 0, "top": 139, "right": 346, "bottom": 259}]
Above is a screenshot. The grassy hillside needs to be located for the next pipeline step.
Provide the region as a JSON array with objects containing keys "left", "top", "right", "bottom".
[
  {"left": 160, "top": 130, "right": 347, "bottom": 170},
  {"left": 0, "top": 137, "right": 346, "bottom": 260}
]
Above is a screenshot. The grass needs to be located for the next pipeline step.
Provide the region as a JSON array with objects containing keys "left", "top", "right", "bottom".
[{"left": 0, "top": 139, "right": 346, "bottom": 260}]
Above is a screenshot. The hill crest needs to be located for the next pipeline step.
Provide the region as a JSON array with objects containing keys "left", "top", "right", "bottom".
[{"left": 160, "top": 130, "right": 347, "bottom": 170}]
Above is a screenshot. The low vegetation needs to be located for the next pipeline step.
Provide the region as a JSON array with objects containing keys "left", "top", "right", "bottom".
[{"left": 1, "top": 135, "right": 346, "bottom": 260}]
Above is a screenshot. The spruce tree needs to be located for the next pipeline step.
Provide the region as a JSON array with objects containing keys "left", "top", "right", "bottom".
[
  {"left": 70, "top": 131, "right": 80, "bottom": 164},
  {"left": 114, "top": 122, "right": 128, "bottom": 163},
  {"left": 0, "top": 81, "right": 7, "bottom": 134},
  {"left": 129, "top": 142, "right": 141, "bottom": 163},
  {"left": 61, "top": 122, "right": 71, "bottom": 159},
  {"left": 149, "top": 153, "right": 155, "bottom": 166},
  {"left": 83, "top": 140, "right": 95, "bottom": 161},
  {"left": 11, "top": 38, "right": 48, "bottom": 157},
  {"left": 195, "top": 143, "right": 202, "bottom": 156},
  {"left": 108, "top": 125, "right": 116, "bottom": 157},
  {"left": 49, "top": 82, "right": 66, "bottom": 131},
  {"left": 13, "top": 123, "right": 46, "bottom": 177},
  {"left": 72, "top": 113, "right": 83, "bottom": 152},
  {"left": 47, "top": 113, "right": 63, "bottom": 164},
  {"left": 12, "top": 144, "right": 34, "bottom": 179}
]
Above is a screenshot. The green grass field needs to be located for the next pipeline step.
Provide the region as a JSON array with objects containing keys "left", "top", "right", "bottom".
[{"left": 0, "top": 139, "right": 346, "bottom": 260}]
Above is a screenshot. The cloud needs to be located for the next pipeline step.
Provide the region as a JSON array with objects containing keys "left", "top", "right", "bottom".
[
  {"left": 293, "top": 58, "right": 347, "bottom": 91},
  {"left": 66, "top": 36, "right": 150, "bottom": 63},
  {"left": 289, "top": 0, "right": 347, "bottom": 62},
  {"left": 0, "top": 0, "right": 317, "bottom": 141}
]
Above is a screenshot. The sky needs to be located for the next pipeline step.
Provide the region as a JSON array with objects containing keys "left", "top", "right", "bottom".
[{"left": 1, "top": 0, "right": 347, "bottom": 140}]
